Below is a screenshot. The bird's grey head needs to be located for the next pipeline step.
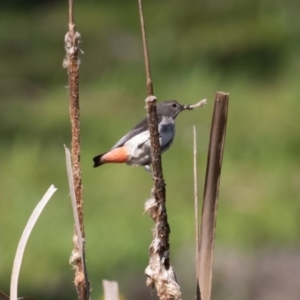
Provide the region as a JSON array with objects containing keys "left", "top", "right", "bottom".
[{"left": 157, "top": 100, "right": 185, "bottom": 119}]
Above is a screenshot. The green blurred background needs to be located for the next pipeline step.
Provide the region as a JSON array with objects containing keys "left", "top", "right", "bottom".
[{"left": 1, "top": 0, "right": 300, "bottom": 299}]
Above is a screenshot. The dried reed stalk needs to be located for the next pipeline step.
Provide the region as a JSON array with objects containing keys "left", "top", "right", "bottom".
[
  {"left": 197, "top": 91, "right": 229, "bottom": 300},
  {"left": 138, "top": 0, "right": 181, "bottom": 299},
  {"left": 63, "top": 1, "right": 89, "bottom": 299}
]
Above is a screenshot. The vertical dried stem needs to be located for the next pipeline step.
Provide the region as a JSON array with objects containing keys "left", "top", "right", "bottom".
[
  {"left": 64, "top": 1, "right": 89, "bottom": 299},
  {"left": 68, "top": 0, "right": 74, "bottom": 26},
  {"left": 193, "top": 125, "right": 199, "bottom": 275},
  {"left": 138, "top": 0, "right": 153, "bottom": 96},
  {"left": 193, "top": 125, "right": 201, "bottom": 300},
  {"left": 198, "top": 92, "right": 229, "bottom": 300},
  {"left": 138, "top": 1, "right": 181, "bottom": 299},
  {"left": 66, "top": 1, "right": 83, "bottom": 233}
]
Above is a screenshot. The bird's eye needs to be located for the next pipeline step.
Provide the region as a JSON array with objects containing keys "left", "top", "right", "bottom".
[{"left": 172, "top": 103, "right": 177, "bottom": 107}]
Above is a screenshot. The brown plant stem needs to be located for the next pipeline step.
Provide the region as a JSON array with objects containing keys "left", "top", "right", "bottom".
[
  {"left": 138, "top": 0, "right": 166, "bottom": 243},
  {"left": 138, "top": 0, "right": 168, "bottom": 266},
  {"left": 63, "top": 1, "right": 89, "bottom": 299},
  {"left": 66, "top": 2, "right": 83, "bottom": 234},
  {"left": 138, "top": 0, "right": 153, "bottom": 96},
  {"left": 198, "top": 91, "right": 229, "bottom": 300},
  {"left": 138, "top": 1, "right": 181, "bottom": 299}
]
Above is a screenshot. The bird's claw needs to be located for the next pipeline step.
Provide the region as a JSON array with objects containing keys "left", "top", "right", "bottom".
[{"left": 143, "top": 165, "right": 166, "bottom": 186}]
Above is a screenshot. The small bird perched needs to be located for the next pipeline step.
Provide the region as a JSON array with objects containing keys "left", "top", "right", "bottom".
[{"left": 93, "top": 99, "right": 206, "bottom": 172}]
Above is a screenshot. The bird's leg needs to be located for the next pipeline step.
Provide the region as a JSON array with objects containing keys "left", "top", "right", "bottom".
[
  {"left": 144, "top": 165, "right": 166, "bottom": 185},
  {"left": 144, "top": 165, "right": 158, "bottom": 181},
  {"left": 144, "top": 164, "right": 152, "bottom": 176}
]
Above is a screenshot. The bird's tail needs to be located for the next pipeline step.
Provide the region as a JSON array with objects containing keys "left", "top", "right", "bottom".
[
  {"left": 93, "top": 147, "right": 129, "bottom": 167},
  {"left": 93, "top": 153, "right": 105, "bottom": 168}
]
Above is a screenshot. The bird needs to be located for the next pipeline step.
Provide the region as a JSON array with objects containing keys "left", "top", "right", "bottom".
[{"left": 93, "top": 100, "right": 189, "bottom": 172}]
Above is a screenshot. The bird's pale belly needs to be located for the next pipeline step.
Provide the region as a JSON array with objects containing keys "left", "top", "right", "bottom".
[
  {"left": 126, "top": 139, "right": 152, "bottom": 166},
  {"left": 124, "top": 121, "right": 175, "bottom": 166}
]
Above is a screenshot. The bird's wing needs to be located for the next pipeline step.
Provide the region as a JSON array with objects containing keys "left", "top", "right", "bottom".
[{"left": 111, "top": 116, "right": 149, "bottom": 149}]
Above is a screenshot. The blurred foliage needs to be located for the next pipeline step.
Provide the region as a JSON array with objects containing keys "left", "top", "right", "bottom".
[{"left": 0, "top": 0, "right": 300, "bottom": 299}]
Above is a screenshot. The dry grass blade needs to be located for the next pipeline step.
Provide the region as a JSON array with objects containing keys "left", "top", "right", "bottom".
[
  {"left": 65, "top": 145, "right": 90, "bottom": 299},
  {"left": 0, "top": 291, "right": 35, "bottom": 300},
  {"left": 198, "top": 92, "right": 229, "bottom": 300},
  {"left": 0, "top": 291, "right": 9, "bottom": 300},
  {"left": 10, "top": 185, "right": 57, "bottom": 300},
  {"left": 194, "top": 125, "right": 201, "bottom": 300},
  {"left": 103, "top": 280, "right": 119, "bottom": 300},
  {"left": 64, "top": 146, "right": 83, "bottom": 261},
  {"left": 193, "top": 125, "right": 199, "bottom": 274},
  {"left": 193, "top": 125, "right": 200, "bottom": 278}
]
